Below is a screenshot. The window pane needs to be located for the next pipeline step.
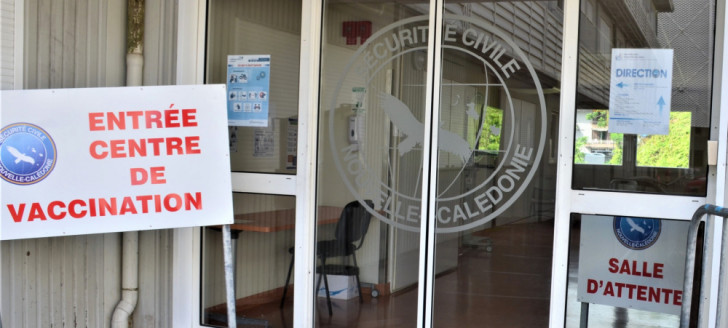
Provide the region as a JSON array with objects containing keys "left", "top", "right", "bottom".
[
  {"left": 572, "top": 0, "right": 714, "bottom": 196},
  {"left": 205, "top": 0, "right": 301, "bottom": 174},
  {"left": 201, "top": 193, "right": 296, "bottom": 327}
]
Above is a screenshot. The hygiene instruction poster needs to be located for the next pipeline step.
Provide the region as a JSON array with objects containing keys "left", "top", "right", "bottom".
[
  {"left": 227, "top": 55, "right": 271, "bottom": 127},
  {"left": 608, "top": 49, "right": 673, "bottom": 135}
]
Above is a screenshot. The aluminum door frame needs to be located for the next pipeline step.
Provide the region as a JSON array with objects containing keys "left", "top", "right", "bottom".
[{"left": 172, "top": 1, "right": 314, "bottom": 326}]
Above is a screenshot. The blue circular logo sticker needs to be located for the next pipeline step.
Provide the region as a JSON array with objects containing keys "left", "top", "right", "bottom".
[
  {"left": 613, "top": 217, "right": 661, "bottom": 250},
  {"left": 0, "top": 123, "right": 57, "bottom": 185}
]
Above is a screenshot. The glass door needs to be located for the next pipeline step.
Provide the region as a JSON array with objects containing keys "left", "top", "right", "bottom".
[
  {"left": 314, "top": 0, "right": 726, "bottom": 326},
  {"left": 316, "top": 0, "right": 563, "bottom": 326},
  {"left": 316, "top": 4, "right": 430, "bottom": 326},
  {"left": 553, "top": 0, "right": 724, "bottom": 327},
  {"left": 428, "top": 2, "right": 561, "bottom": 326}
]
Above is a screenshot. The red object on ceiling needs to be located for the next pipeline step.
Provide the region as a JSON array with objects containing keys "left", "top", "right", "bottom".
[{"left": 343, "top": 21, "right": 372, "bottom": 45}]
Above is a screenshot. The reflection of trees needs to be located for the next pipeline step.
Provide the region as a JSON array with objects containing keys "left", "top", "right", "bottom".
[
  {"left": 609, "top": 133, "right": 623, "bottom": 165},
  {"left": 574, "top": 111, "right": 692, "bottom": 168},
  {"left": 575, "top": 109, "right": 621, "bottom": 165},
  {"left": 477, "top": 106, "right": 503, "bottom": 153},
  {"left": 574, "top": 136, "right": 588, "bottom": 163},
  {"left": 586, "top": 110, "right": 608, "bottom": 128},
  {"left": 636, "top": 113, "right": 691, "bottom": 168}
]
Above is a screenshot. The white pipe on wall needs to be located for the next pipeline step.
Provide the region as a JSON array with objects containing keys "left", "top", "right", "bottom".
[
  {"left": 126, "top": 53, "right": 144, "bottom": 86},
  {"left": 112, "top": 1, "right": 144, "bottom": 327},
  {"left": 111, "top": 231, "right": 139, "bottom": 328}
]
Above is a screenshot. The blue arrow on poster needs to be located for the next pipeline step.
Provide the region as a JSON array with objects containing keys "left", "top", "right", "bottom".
[
  {"left": 226, "top": 55, "right": 271, "bottom": 127},
  {"left": 657, "top": 96, "right": 666, "bottom": 114},
  {"left": 608, "top": 49, "right": 673, "bottom": 135}
]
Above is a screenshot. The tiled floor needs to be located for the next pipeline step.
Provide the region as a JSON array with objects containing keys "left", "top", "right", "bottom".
[{"left": 214, "top": 220, "right": 682, "bottom": 327}]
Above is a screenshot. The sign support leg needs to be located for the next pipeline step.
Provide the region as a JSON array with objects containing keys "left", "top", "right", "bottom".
[{"left": 222, "top": 225, "right": 237, "bottom": 328}]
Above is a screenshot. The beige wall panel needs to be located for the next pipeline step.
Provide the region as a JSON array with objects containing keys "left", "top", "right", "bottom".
[
  {"left": 23, "top": 0, "right": 124, "bottom": 89},
  {"left": 2, "top": 234, "right": 122, "bottom": 327},
  {"left": 1, "top": 0, "right": 15, "bottom": 89},
  {"left": 144, "top": 0, "right": 176, "bottom": 85},
  {"left": 4, "top": 0, "right": 177, "bottom": 327},
  {"left": 135, "top": 230, "right": 173, "bottom": 327}
]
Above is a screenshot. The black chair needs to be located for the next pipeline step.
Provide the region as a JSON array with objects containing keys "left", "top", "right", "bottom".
[{"left": 280, "top": 200, "right": 374, "bottom": 315}]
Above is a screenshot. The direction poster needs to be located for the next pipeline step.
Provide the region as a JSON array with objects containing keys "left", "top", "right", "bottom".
[
  {"left": 608, "top": 49, "right": 673, "bottom": 135},
  {"left": 227, "top": 55, "right": 271, "bottom": 127}
]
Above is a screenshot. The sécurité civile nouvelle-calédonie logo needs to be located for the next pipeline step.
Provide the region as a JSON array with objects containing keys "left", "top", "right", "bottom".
[
  {"left": 0, "top": 123, "right": 57, "bottom": 185},
  {"left": 329, "top": 15, "right": 547, "bottom": 233},
  {"left": 613, "top": 217, "right": 661, "bottom": 250}
]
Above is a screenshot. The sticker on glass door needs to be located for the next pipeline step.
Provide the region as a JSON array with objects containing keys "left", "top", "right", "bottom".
[{"left": 327, "top": 15, "right": 548, "bottom": 233}]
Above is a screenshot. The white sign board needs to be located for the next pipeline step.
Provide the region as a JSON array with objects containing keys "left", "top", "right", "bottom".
[
  {"left": 609, "top": 48, "right": 674, "bottom": 135},
  {"left": 578, "top": 215, "right": 688, "bottom": 315},
  {"left": 0, "top": 85, "right": 234, "bottom": 240}
]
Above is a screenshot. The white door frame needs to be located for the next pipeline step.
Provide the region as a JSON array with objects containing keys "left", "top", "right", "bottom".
[
  {"left": 172, "top": 0, "right": 321, "bottom": 326},
  {"left": 291, "top": 0, "right": 324, "bottom": 325},
  {"left": 550, "top": 0, "right": 728, "bottom": 327},
  {"left": 172, "top": 2, "right": 206, "bottom": 326},
  {"left": 708, "top": 1, "right": 728, "bottom": 326}
]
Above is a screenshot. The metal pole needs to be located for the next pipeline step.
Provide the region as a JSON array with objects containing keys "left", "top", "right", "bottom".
[
  {"left": 681, "top": 205, "right": 728, "bottom": 327},
  {"left": 681, "top": 205, "right": 708, "bottom": 328},
  {"left": 717, "top": 216, "right": 728, "bottom": 326},
  {"left": 579, "top": 302, "right": 589, "bottom": 328},
  {"left": 222, "top": 225, "right": 237, "bottom": 328}
]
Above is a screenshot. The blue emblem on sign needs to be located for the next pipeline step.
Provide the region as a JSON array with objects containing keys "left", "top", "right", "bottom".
[
  {"left": 0, "top": 123, "right": 57, "bottom": 185},
  {"left": 613, "top": 217, "right": 661, "bottom": 250}
]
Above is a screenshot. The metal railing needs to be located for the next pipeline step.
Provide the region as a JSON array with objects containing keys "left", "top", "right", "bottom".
[{"left": 681, "top": 204, "right": 728, "bottom": 328}]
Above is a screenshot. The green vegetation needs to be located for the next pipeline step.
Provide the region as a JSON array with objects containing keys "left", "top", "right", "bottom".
[
  {"left": 586, "top": 110, "right": 609, "bottom": 128},
  {"left": 477, "top": 106, "right": 503, "bottom": 153},
  {"left": 636, "top": 112, "right": 691, "bottom": 168},
  {"left": 608, "top": 133, "right": 624, "bottom": 165},
  {"left": 573, "top": 133, "right": 622, "bottom": 165},
  {"left": 574, "top": 136, "right": 587, "bottom": 163},
  {"left": 573, "top": 110, "right": 691, "bottom": 168}
]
